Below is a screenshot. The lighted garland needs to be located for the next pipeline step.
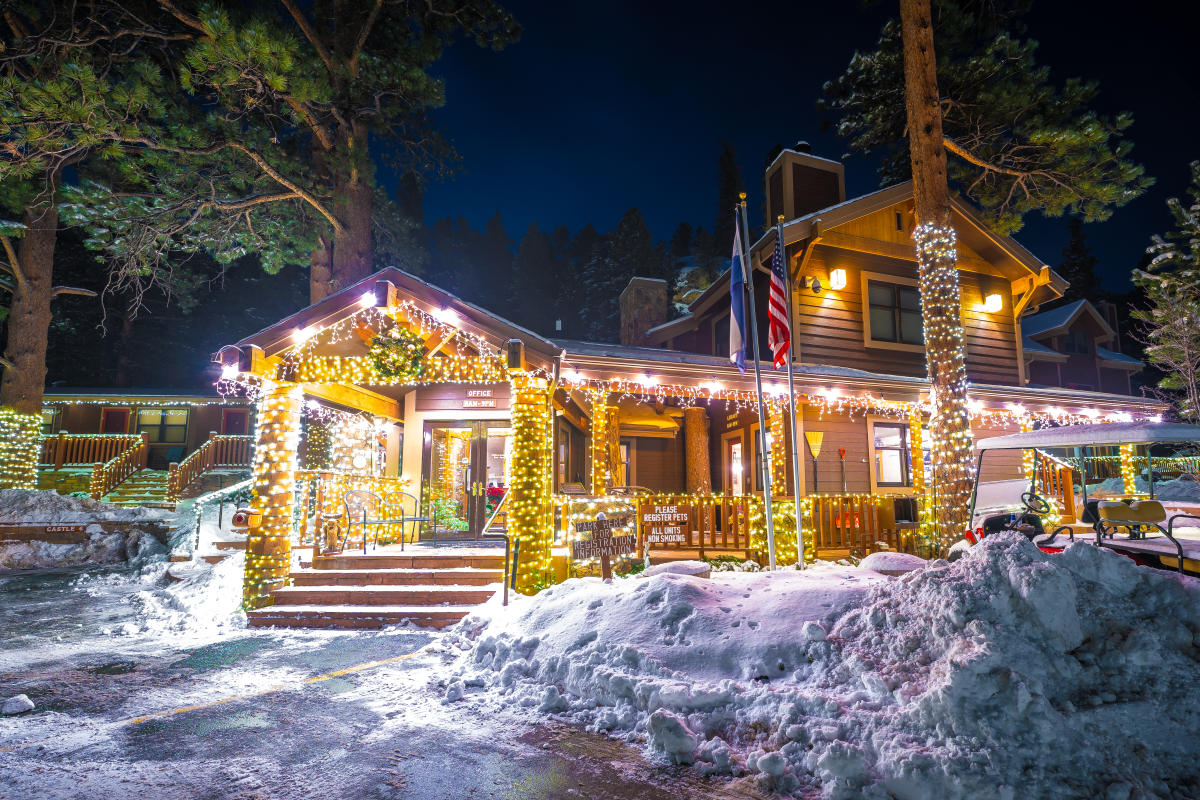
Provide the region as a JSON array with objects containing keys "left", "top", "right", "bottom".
[
  {"left": 367, "top": 328, "right": 427, "bottom": 381},
  {"left": 1120, "top": 444, "right": 1138, "bottom": 495}
]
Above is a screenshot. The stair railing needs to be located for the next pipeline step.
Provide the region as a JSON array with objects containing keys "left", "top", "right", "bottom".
[
  {"left": 89, "top": 433, "right": 149, "bottom": 500},
  {"left": 167, "top": 432, "right": 254, "bottom": 502},
  {"left": 40, "top": 432, "right": 141, "bottom": 470}
]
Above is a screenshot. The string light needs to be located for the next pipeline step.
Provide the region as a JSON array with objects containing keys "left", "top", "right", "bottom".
[
  {"left": 1120, "top": 443, "right": 1138, "bottom": 495},
  {"left": 508, "top": 369, "right": 553, "bottom": 594},
  {"left": 0, "top": 408, "right": 41, "bottom": 489}
]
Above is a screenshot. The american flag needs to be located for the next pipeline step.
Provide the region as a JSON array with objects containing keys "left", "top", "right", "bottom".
[{"left": 767, "top": 229, "right": 791, "bottom": 369}]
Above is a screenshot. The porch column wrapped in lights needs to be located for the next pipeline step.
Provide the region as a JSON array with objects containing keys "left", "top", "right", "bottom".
[
  {"left": 912, "top": 223, "right": 975, "bottom": 546},
  {"left": 242, "top": 380, "right": 303, "bottom": 609},
  {"left": 508, "top": 369, "right": 553, "bottom": 594},
  {"left": 1020, "top": 416, "right": 1036, "bottom": 483},
  {"left": 589, "top": 389, "right": 611, "bottom": 493},
  {"left": 0, "top": 407, "right": 40, "bottom": 489},
  {"left": 1120, "top": 443, "right": 1138, "bottom": 495}
]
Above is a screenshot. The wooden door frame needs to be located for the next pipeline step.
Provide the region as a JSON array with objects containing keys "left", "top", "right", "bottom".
[
  {"left": 721, "top": 430, "right": 744, "bottom": 496},
  {"left": 221, "top": 408, "right": 250, "bottom": 435},
  {"left": 100, "top": 407, "right": 130, "bottom": 434}
]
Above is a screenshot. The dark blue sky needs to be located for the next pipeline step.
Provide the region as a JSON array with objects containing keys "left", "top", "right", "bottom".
[{"left": 421, "top": 1, "right": 1197, "bottom": 293}]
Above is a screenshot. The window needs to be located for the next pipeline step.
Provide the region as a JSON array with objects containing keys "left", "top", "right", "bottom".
[
  {"left": 868, "top": 280, "right": 923, "bottom": 346},
  {"left": 136, "top": 408, "right": 188, "bottom": 444},
  {"left": 873, "top": 423, "right": 911, "bottom": 487},
  {"left": 40, "top": 409, "right": 59, "bottom": 435},
  {"left": 1063, "top": 330, "right": 1089, "bottom": 355},
  {"left": 618, "top": 439, "right": 632, "bottom": 487}
]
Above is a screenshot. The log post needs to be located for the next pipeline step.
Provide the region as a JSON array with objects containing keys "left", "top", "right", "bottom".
[
  {"left": 243, "top": 380, "right": 303, "bottom": 609},
  {"left": 683, "top": 406, "right": 714, "bottom": 544}
]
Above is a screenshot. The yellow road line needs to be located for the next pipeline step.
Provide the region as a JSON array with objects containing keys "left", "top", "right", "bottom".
[{"left": 0, "top": 646, "right": 427, "bottom": 752}]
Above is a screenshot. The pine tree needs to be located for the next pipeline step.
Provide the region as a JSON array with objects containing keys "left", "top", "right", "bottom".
[
  {"left": 471, "top": 212, "right": 514, "bottom": 305},
  {"left": 823, "top": 0, "right": 1151, "bottom": 545},
  {"left": 713, "top": 142, "right": 746, "bottom": 249},
  {"left": 1058, "top": 218, "right": 1103, "bottom": 302},
  {"left": 507, "top": 222, "right": 557, "bottom": 333},
  {"left": 1134, "top": 161, "right": 1200, "bottom": 421}
]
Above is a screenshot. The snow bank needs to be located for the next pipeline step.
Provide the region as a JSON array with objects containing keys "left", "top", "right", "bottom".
[
  {"left": 0, "top": 490, "right": 170, "bottom": 570},
  {"left": 1087, "top": 476, "right": 1200, "bottom": 502},
  {"left": 0, "top": 489, "right": 169, "bottom": 523},
  {"left": 448, "top": 536, "right": 1200, "bottom": 798},
  {"left": 858, "top": 552, "right": 926, "bottom": 575}
]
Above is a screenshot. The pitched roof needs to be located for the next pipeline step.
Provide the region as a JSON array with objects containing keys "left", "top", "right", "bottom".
[
  {"left": 1097, "top": 346, "right": 1143, "bottom": 369},
  {"left": 1022, "top": 299, "right": 1115, "bottom": 340},
  {"left": 1022, "top": 337, "right": 1067, "bottom": 362}
]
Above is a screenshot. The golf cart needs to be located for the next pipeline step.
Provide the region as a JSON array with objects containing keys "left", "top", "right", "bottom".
[{"left": 966, "top": 421, "right": 1200, "bottom": 576}]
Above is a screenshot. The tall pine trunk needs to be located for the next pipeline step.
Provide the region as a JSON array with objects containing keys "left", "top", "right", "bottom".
[
  {"left": 900, "top": 0, "right": 975, "bottom": 545},
  {"left": 308, "top": 123, "right": 373, "bottom": 304},
  {"left": 0, "top": 199, "right": 59, "bottom": 488}
]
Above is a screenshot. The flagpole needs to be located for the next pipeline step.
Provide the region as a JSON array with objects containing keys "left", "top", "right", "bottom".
[
  {"left": 737, "top": 195, "right": 777, "bottom": 569},
  {"left": 777, "top": 218, "right": 806, "bottom": 568}
]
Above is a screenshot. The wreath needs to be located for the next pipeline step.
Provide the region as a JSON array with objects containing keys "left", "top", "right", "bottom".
[{"left": 368, "top": 328, "right": 427, "bottom": 380}]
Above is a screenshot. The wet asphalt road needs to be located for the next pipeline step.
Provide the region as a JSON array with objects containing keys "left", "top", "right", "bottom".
[{"left": 0, "top": 624, "right": 766, "bottom": 800}]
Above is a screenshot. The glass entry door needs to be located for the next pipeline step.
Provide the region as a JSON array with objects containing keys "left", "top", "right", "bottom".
[{"left": 424, "top": 421, "right": 511, "bottom": 539}]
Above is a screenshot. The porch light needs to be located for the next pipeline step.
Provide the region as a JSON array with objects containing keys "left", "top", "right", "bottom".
[
  {"left": 292, "top": 326, "right": 316, "bottom": 344},
  {"left": 433, "top": 306, "right": 459, "bottom": 324},
  {"left": 1082, "top": 408, "right": 1100, "bottom": 419},
  {"left": 764, "top": 384, "right": 786, "bottom": 397},
  {"left": 703, "top": 381, "right": 722, "bottom": 393},
  {"left": 821, "top": 387, "right": 840, "bottom": 401},
  {"left": 968, "top": 398, "right": 983, "bottom": 413},
  {"left": 636, "top": 374, "right": 657, "bottom": 388},
  {"left": 220, "top": 363, "right": 239, "bottom": 380},
  {"left": 829, "top": 268, "right": 847, "bottom": 291},
  {"left": 982, "top": 293, "right": 1003, "bottom": 313},
  {"left": 358, "top": 291, "right": 376, "bottom": 308},
  {"left": 562, "top": 369, "right": 581, "bottom": 382}
]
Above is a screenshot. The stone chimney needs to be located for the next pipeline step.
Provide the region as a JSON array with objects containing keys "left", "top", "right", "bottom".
[{"left": 619, "top": 277, "right": 668, "bottom": 347}]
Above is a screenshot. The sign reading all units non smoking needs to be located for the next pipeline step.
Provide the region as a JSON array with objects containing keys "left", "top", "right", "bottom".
[{"left": 640, "top": 503, "right": 691, "bottom": 544}]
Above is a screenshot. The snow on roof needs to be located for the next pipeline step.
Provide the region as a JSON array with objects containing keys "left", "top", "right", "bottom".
[
  {"left": 1021, "top": 337, "right": 1063, "bottom": 358},
  {"left": 1097, "top": 346, "right": 1142, "bottom": 367},
  {"left": 977, "top": 421, "right": 1200, "bottom": 450},
  {"left": 1022, "top": 299, "right": 1113, "bottom": 339}
]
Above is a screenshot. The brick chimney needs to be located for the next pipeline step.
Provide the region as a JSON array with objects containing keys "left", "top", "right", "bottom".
[{"left": 619, "top": 277, "right": 668, "bottom": 347}]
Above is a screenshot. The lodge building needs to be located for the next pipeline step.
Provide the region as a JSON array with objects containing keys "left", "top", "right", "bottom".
[{"left": 209, "top": 146, "right": 1163, "bottom": 608}]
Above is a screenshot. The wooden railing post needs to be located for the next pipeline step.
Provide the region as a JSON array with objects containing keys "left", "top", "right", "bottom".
[
  {"left": 54, "top": 431, "right": 66, "bottom": 471},
  {"left": 138, "top": 433, "right": 149, "bottom": 469}
]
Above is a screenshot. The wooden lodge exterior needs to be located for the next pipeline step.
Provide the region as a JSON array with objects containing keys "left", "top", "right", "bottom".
[{"left": 215, "top": 147, "right": 1163, "bottom": 605}]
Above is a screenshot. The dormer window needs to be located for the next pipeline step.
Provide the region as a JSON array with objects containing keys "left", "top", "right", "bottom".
[{"left": 1063, "top": 329, "right": 1090, "bottom": 355}]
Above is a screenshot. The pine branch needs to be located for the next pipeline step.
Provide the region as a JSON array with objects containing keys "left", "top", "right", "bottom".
[
  {"left": 52, "top": 286, "right": 99, "bottom": 298},
  {"left": 154, "top": 0, "right": 207, "bottom": 34},
  {"left": 0, "top": 235, "right": 26, "bottom": 293},
  {"left": 350, "top": 0, "right": 384, "bottom": 77},
  {"left": 278, "top": 0, "right": 338, "bottom": 75}
]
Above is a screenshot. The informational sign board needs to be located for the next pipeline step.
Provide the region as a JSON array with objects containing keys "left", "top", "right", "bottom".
[
  {"left": 639, "top": 503, "right": 691, "bottom": 545},
  {"left": 571, "top": 512, "right": 635, "bottom": 580}
]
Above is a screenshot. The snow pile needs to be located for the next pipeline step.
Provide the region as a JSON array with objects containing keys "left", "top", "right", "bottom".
[
  {"left": 0, "top": 489, "right": 169, "bottom": 523},
  {"left": 0, "top": 490, "right": 170, "bottom": 570},
  {"left": 1087, "top": 476, "right": 1200, "bottom": 502},
  {"left": 78, "top": 553, "right": 247, "bottom": 638},
  {"left": 449, "top": 536, "right": 1200, "bottom": 798},
  {"left": 858, "top": 551, "right": 926, "bottom": 575}
]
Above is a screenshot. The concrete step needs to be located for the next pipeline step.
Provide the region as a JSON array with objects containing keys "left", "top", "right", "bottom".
[
  {"left": 289, "top": 568, "right": 503, "bottom": 587},
  {"left": 213, "top": 540, "right": 248, "bottom": 551},
  {"left": 168, "top": 554, "right": 192, "bottom": 563},
  {"left": 271, "top": 585, "right": 495, "bottom": 607},
  {"left": 313, "top": 553, "right": 505, "bottom": 571},
  {"left": 246, "top": 604, "right": 472, "bottom": 630}
]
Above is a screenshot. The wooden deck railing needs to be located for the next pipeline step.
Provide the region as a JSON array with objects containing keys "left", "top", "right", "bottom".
[
  {"left": 166, "top": 433, "right": 253, "bottom": 501},
  {"left": 1034, "top": 450, "right": 1077, "bottom": 523},
  {"left": 295, "top": 470, "right": 418, "bottom": 550},
  {"left": 800, "top": 494, "right": 901, "bottom": 558},
  {"left": 88, "top": 434, "right": 148, "bottom": 499},
  {"left": 40, "top": 433, "right": 142, "bottom": 470}
]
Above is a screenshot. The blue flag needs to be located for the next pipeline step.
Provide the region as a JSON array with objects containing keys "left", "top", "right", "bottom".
[{"left": 729, "top": 217, "right": 747, "bottom": 374}]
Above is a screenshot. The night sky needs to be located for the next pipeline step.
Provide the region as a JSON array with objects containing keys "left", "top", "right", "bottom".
[{"left": 422, "top": 1, "right": 1198, "bottom": 294}]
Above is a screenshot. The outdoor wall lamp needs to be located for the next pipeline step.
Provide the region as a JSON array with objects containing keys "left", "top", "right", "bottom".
[
  {"left": 829, "top": 268, "right": 847, "bottom": 291},
  {"left": 800, "top": 275, "right": 823, "bottom": 294},
  {"left": 982, "top": 293, "right": 1003, "bottom": 313}
]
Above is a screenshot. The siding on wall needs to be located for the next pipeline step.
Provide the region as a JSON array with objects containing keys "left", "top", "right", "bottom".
[
  {"left": 633, "top": 436, "right": 684, "bottom": 492},
  {"left": 796, "top": 247, "right": 1021, "bottom": 385},
  {"left": 973, "top": 423, "right": 1023, "bottom": 482},
  {"left": 801, "top": 407, "right": 872, "bottom": 494},
  {"left": 1099, "top": 367, "right": 1132, "bottom": 395}
]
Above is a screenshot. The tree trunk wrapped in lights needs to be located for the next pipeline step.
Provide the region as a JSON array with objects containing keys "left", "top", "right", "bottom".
[
  {"left": 900, "top": 0, "right": 975, "bottom": 546},
  {"left": 508, "top": 370, "right": 553, "bottom": 594},
  {"left": 768, "top": 401, "right": 789, "bottom": 496},
  {"left": 243, "top": 380, "right": 303, "bottom": 610},
  {"left": 1120, "top": 444, "right": 1138, "bottom": 495}
]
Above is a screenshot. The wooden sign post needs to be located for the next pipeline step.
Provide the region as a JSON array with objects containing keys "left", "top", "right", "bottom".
[{"left": 572, "top": 511, "right": 635, "bottom": 581}]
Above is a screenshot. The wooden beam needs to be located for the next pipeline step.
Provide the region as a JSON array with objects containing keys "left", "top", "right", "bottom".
[
  {"left": 817, "top": 230, "right": 995, "bottom": 274},
  {"left": 302, "top": 382, "right": 403, "bottom": 421},
  {"left": 553, "top": 387, "right": 590, "bottom": 433}
]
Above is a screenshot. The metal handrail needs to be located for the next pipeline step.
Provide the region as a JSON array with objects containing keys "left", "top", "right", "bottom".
[
  {"left": 479, "top": 490, "right": 511, "bottom": 605},
  {"left": 481, "top": 489, "right": 508, "bottom": 533}
]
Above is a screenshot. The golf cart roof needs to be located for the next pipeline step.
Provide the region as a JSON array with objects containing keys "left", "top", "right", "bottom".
[{"left": 976, "top": 421, "right": 1200, "bottom": 451}]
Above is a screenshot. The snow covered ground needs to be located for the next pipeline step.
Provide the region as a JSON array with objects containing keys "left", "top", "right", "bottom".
[{"left": 444, "top": 536, "right": 1200, "bottom": 799}]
